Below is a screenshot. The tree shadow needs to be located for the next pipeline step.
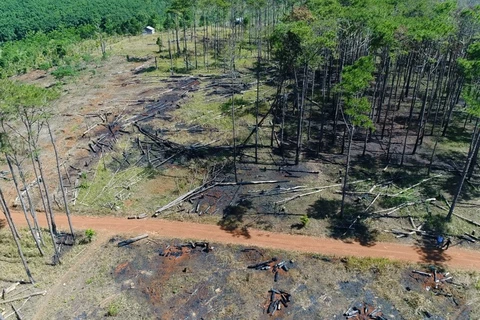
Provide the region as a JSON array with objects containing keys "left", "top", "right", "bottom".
[
  {"left": 217, "top": 200, "right": 252, "bottom": 239},
  {"left": 443, "top": 125, "right": 472, "bottom": 144},
  {"left": 0, "top": 218, "right": 5, "bottom": 229},
  {"left": 413, "top": 213, "right": 452, "bottom": 265},
  {"left": 134, "top": 66, "right": 157, "bottom": 74},
  {"left": 307, "top": 198, "right": 379, "bottom": 247}
]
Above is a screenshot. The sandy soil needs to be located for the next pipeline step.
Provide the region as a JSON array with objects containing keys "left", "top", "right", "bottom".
[{"left": 10, "top": 211, "right": 480, "bottom": 271}]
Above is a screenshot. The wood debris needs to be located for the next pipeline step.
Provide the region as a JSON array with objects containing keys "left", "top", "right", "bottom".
[
  {"left": 265, "top": 289, "right": 291, "bottom": 316},
  {"left": 159, "top": 242, "right": 211, "bottom": 259},
  {"left": 344, "top": 303, "right": 385, "bottom": 319},
  {"left": 411, "top": 269, "right": 455, "bottom": 298},
  {"left": 117, "top": 234, "right": 149, "bottom": 247},
  {"left": 248, "top": 257, "right": 290, "bottom": 282}
]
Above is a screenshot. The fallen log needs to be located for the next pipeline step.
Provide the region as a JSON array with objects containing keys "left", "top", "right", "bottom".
[
  {"left": 453, "top": 213, "right": 480, "bottom": 227},
  {"left": 465, "top": 232, "right": 479, "bottom": 241},
  {"left": 216, "top": 180, "right": 290, "bottom": 186},
  {"left": 392, "top": 174, "right": 442, "bottom": 197},
  {"left": 11, "top": 303, "right": 22, "bottom": 320},
  {"left": 459, "top": 235, "right": 476, "bottom": 243},
  {"left": 391, "top": 229, "right": 415, "bottom": 236},
  {"left": 0, "top": 291, "right": 46, "bottom": 305},
  {"left": 373, "top": 198, "right": 436, "bottom": 215},
  {"left": 275, "top": 179, "right": 369, "bottom": 205},
  {"left": 2, "top": 283, "right": 19, "bottom": 300},
  {"left": 412, "top": 270, "right": 431, "bottom": 277},
  {"left": 153, "top": 183, "right": 211, "bottom": 216},
  {"left": 117, "top": 234, "right": 149, "bottom": 247}
]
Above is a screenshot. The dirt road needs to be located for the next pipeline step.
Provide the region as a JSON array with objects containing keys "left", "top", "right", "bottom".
[{"left": 10, "top": 211, "right": 480, "bottom": 270}]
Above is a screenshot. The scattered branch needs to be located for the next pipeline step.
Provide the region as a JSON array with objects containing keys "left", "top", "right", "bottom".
[{"left": 0, "top": 291, "right": 46, "bottom": 305}]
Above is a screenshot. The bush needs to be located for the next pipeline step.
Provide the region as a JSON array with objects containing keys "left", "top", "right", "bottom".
[
  {"left": 84, "top": 229, "right": 96, "bottom": 243},
  {"left": 300, "top": 215, "right": 310, "bottom": 228},
  {"left": 107, "top": 302, "right": 119, "bottom": 317},
  {"left": 51, "top": 65, "right": 77, "bottom": 79}
]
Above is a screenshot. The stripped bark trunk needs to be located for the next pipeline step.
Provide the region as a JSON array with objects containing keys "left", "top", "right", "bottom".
[
  {"left": 340, "top": 125, "right": 354, "bottom": 216},
  {"left": 0, "top": 187, "right": 35, "bottom": 284},
  {"left": 5, "top": 155, "right": 44, "bottom": 256},
  {"left": 47, "top": 122, "right": 74, "bottom": 239},
  {"left": 447, "top": 128, "right": 480, "bottom": 220},
  {"left": 12, "top": 155, "right": 43, "bottom": 245}
]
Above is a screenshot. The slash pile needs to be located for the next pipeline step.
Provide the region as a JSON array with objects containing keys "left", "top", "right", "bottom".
[
  {"left": 344, "top": 303, "right": 386, "bottom": 319},
  {"left": 266, "top": 289, "right": 291, "bottom": 317}
]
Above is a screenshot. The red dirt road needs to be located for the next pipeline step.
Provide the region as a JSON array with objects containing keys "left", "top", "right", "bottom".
[{"left": 10, "top": 211, "right": 480, "bottom": 270}]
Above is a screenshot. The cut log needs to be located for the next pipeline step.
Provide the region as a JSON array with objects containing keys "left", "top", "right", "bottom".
[
  {"left": 117, "top": 234, "right": 149, "bottom": 247},
  {"left": 412, "top": 270, "right": 431, "bottom": 277},
  {"left": 137, "top": 213, "right": 147, "bottom": 219}
]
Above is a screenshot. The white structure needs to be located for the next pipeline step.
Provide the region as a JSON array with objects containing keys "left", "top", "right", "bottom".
[{"left": 144, "top": 26, "right": 155, "bottom": 35}]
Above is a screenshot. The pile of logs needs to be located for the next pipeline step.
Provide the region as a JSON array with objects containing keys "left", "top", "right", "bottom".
[
  {"left": 266, "top": 289, "right": 291, "bottom": 316},
  {"left": 411, "top": 269, "right": 454, "bottom": 295},
  {"left": 159, "top": 242, "right": 211, "bottom": 259},
  {"left": 248, "top": 257, "right": 290, "bottom": 282},
  {"left": 344, "top": 303, "right": 385, "bottom": 319}
]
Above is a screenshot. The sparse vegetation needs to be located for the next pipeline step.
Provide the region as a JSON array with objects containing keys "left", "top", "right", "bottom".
[{"left": 84, "top": 229, "right": 96, "bottom": 243}]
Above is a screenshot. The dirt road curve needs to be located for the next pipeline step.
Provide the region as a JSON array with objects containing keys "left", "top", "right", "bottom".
[{"left": 10, "top": 211, "right": 480, "bottom": 270}]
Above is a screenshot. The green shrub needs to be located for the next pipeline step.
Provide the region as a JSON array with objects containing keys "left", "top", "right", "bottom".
[
  {"left": 107, "top": 302, "right": 119, "bottom": 317},
  {"left": 300, "top": 215, "right": 310, "bottom": 228},
  {"left": 51, "top": 65, "right": 77, "bottom": 79},
  {"left": 84, "top": 229, "right": 96, "bottom": 243}
]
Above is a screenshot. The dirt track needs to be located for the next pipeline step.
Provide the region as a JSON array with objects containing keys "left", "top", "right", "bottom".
[{"left": 10, "top": 211, "right": 480, "bottom": 271}]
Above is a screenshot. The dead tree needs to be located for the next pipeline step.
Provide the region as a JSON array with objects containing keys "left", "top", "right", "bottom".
[
  {"left": 47, "top": 121, "right": 74, "bottom": 239},
  {"left": 0, "top": 186, "right": 35, "bottom": 284},
  {"left": 5, "top": 155, "right": 44, "bottom": 256},
  {"left": 12, "top": 153, "right": 44, "bottom": 245},
  {"left": 447, "top": 127, "right": 480, "bottom": 220}
]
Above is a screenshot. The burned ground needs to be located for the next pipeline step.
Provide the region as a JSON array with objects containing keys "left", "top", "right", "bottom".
[{"left": 48, "top": 237, "right": 475, "bottom": 320}]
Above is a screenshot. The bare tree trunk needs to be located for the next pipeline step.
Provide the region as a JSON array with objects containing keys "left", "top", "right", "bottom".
[
  {"left": 340, "top": 125, "right": 354, "bottom": 216},
  {"left": 0, "top": 187, "right": 35, "bottom": 284},
  {"left": 168, "top": 31, "right": 174, "bottom": 76},
  {"left": 232, "top": 86, "right": 238, "bottom": 183},
  {"left": 174, "top": 15, "right": 181, "bottom": 55},
  {"left": 5, "top": 155, "right": 44, "bottom": 256},
  {"left": 194, "top": 8, "right": 198, "bottom": 69},
  {"left": 47, "top": 122, "right": 74, "bottom": 239},
  {"left": 412, "top": 69, "right": 432, "bottom": 154},
  {"left": 13, "top": 154, "right": 44, "bottom": 245},
  {"left": 295, "top": 64, "right": 308, "bottom": 165},
  {"left": 447, "top": 128, "right": 480, "bottom": 220},
  {"left": 35, "top": 155, "right": 57, "bottom": 235},
  {"left": 30, "top": 151, "right": 62, "bottom": 264},
  {"left": 255, "top": 10, "right": 261, "bottom": 164}
]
